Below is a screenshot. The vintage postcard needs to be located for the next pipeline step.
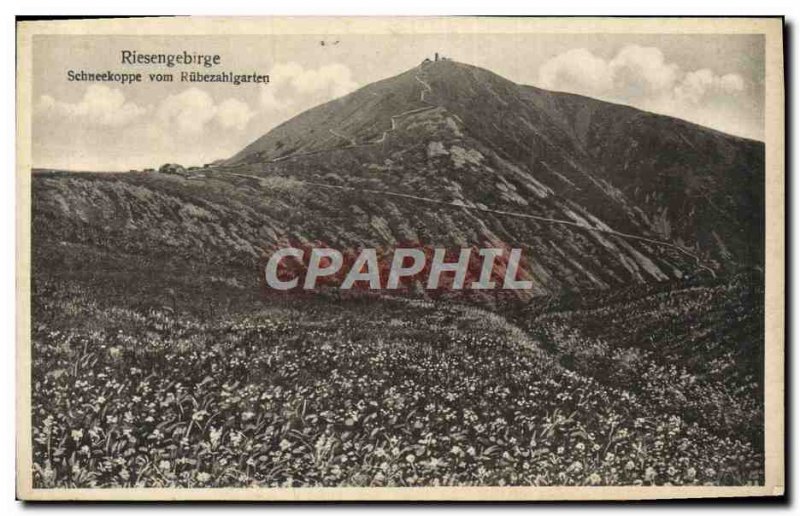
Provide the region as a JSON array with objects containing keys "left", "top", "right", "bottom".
[{"left": 16, "top": 16, "right": 784, "bottom": 501}]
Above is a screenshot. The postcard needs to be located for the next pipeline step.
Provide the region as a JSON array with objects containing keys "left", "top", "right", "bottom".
[{"left": 15, "top": 16, "right": 785, "bottom": 501}]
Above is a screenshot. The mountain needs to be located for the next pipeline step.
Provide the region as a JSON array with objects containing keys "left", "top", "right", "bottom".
[
  {"left": 30, "top": 59, "right": 767, "bottom": 489},
  {"left": 32, "top": 59, "right": 764, "bottom": 298}
]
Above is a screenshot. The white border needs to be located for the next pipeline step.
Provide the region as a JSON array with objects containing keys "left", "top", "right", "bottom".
[{"left": 3, "top": 1, "right": 795, "bottom": 512}]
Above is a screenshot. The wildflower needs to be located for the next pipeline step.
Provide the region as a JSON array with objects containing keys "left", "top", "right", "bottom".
[
  {"left": 575, "top": 442, "right": 585, "bottom": 452},
  {"left": 209, "top": 426, "right": 222, "bottom": 447},
  {"left": 279, "top": 439, "right": 292, "bottom": 451},
  {"left": 685, "top": 467, "right": 697, "bottom": 481},
  {"left": 196, "top": 472, "right": 211, "bottom": 483},
  {"left": 70, "top": 429, "right": 83, "bottom": 442},
  {"left": 241, "top": 411, "right": 255, "bottom": 421},
  {"left": 158, "top": 460, "right": 171, "bottom": 472},
  {"left": 42, "top": 464, "right": 55, "bottom": 481},
  {"left": 406, "top": 454, "right": 416, "bottom": 464},
  {"left": 625, "top": 460, "right": 635, "bottom": 471},
  {"left": 644, "top": 467, "right": 657, "bottom": 482},
  {"left": 587, "top": 472, "right": 602, "bottom": 485}
]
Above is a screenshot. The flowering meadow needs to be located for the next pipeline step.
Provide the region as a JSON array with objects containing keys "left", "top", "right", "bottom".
[{"left": 31, "top": 273, "right": 764, "bottom": 488}]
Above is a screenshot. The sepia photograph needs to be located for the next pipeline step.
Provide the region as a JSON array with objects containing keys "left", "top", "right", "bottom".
[{"left": 14, "top": 16, "right": 785, "bottom": 501}]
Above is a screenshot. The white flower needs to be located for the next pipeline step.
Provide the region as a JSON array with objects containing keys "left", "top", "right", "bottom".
[{"left": 209, "top": 426, "right": 222, "bottom": 446}]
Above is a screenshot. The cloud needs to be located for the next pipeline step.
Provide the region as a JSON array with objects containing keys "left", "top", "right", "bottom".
[
  {"left": 609, "top": 45, "right": 680, "bottom": 98},
  {"left": 156, "top": 88, "right": 255, "bottom": 134},
  {"left": 674, "top": 69, "right": 745, "bottom": 104},
  {"left": 34, "top": 62, "right": 359, "bottom": 170},
  {"left": 259, "top": 62, "right": 358, "bottom": 116},
  {"left": 37, "top": 86, "right": 256, "bottom": 138},
  {"left": 34, "top": 85, "right": 259, "bottom": 170},
  {"left": 538, "top": 48, "right": 615, "bottom": 95},
  {"left": 537, "top": 45, "right": 752, "bottom": 137},
  {"left": 37, "top": 84, "right": 146, "bottom": 127},
  {"left": 272, "top": 62, "right": 358, "bottom": 97},
  {"left": 216, "top": 98, "right": 255, "bottom": 130},
  {"left": 156, "top": 88, "right": 218, "bottom": 134}
]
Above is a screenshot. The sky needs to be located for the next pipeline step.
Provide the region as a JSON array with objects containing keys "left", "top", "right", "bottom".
[{"left": 31, "top": 33, "right": 765, "bottom": 171}]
